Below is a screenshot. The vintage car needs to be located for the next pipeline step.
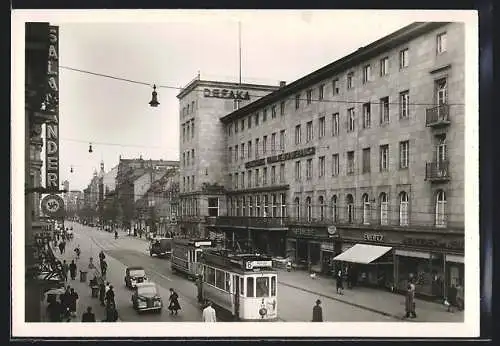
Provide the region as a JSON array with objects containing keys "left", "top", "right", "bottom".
[
  {"left": 131, "top": 282, "right": 163, "bottom": 313},
  {"left": 124, "top": 266, "right": 148, "bottom": 289},
  {"left": 148, "top": 237, "right": 172, "bottom": 257}
]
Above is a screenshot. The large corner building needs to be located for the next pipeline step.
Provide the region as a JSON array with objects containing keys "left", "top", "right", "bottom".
[{"left": 177, "top": 22, "right": 465, "bottom": 300}]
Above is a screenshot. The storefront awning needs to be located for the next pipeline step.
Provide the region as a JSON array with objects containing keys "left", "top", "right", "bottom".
[{"left": 333, "top": 244, "right": 392, "bottom": 264}]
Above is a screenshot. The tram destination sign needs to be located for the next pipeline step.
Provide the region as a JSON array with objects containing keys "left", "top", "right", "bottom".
[
  {"left": 245, "top": 260, "right": 273, "bottom": 270},
  {"left": 245, "top": 147, "right": 316, "bottom": 169}
]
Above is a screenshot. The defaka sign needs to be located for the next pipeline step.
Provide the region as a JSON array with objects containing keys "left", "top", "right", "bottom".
[
  {"left": 203, "top": 88, "right": 250, "bottom": 100},
  {"left": 45, "top": 26, "right": 60, "bottom": 190}
]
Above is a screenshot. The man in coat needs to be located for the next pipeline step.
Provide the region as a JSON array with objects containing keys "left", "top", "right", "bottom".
[
  {"left": 69, "top": 260, "right": 77, "bottom": 280},
  {"left": 312, "top": 299, "right": 323, "bottom": 322},
  {"left": 405, "top": 283, "right": 417, "bottom": 318},
  {"left": 202, "top": 300, "right": 217, "bottom": 322},
  {"left": 81, "top": 306, "right": 96, "bottom": 322}
]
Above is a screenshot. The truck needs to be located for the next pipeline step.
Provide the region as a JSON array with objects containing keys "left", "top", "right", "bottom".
[{"left": 148, "top": 237, "right": 173, "bottom": 257}]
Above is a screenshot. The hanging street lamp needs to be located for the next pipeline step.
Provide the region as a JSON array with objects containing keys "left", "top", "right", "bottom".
[{"left": 149, "top": 84, "right": 160, "bottom": 107}]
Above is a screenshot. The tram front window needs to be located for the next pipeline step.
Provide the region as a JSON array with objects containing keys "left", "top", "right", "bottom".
[
  {"left": 247, "top": 277, "right": 254, "bottom": 297},
  {"left": 271, "top": 276, "right": 276, "bottom": 296},
  {"left": 256, "top": 277, "right": 270, "bottom": 297}
]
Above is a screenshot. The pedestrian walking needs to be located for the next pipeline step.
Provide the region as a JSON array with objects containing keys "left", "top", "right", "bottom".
[
  {"left": 103, "top": 301, "right": 119, "bottom": 322},
  {"left": 58, "top": 241, "right": 64, "bottom": 255},
  {"left": 68, "top": 288, "right": 79, "bottom": 317},
  {"left": 81, "top": 306, "right": 96, "bottom": 322},
  {"left": 336, "top": 269, "right": 344, "bottom": 295},
  {"left": 455, "top": 280, "right": 464, "bottom": 311},
  {"left": 74, "top": 245, "right": 81, "bottom": 259},
  {"left": 46, "top": 295, "right": 63, "bottom": 322},
  {"left": 202, "top": 300, "right": 217, "bottom": 322},
  {"left": 100, "top": 259, "right": 108, "bottom": 279},
  {"left": 105, "top": 284, "right": 115, "bottom": 308},
  {"left": 69, "top": 260, "right": 77, "bottom": 280},
  {"left": 98, "top": 279, "right": 106, "bottom": 307},
  {"left": 312, "top": 299, "right": 323, "bottom": 322},
  {"left": 88, "top": 257, "right": 96, "bottom": 270},
  {"left": 404, "top": 283, "right": 417, "bottom": 319},
  {"left": 62, "top": 260, "right": 69, "bottom": 282},
  {"left": 168, "top": 288, "right": 181, "bottom": 315},
  {"left": 99, "top": 250, "right": 106, "bottom": 262}
]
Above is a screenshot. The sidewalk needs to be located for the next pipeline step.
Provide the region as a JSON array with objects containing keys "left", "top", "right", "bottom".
[
  {"left": 45, "top": 240, "right": 120, "bottom": 322},
  {"left": 277, "top": 269, "right": 464, "bottom": 322}
]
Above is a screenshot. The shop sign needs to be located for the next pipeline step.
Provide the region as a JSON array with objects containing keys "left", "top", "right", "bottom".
[
  {"left": 321, "top": 243, "right": 335, "bottom": 252},
  {"left": 203, "top": 88, "right": 250, "bottom": 100},
  {"left": 267, "top": 147, "right": 315, "bottom": 164},
  {"left": 402, "top": 237, "right": 464, "bottom": 250},
  {"left": 45, "top": 26, "right": 59, "bottom": 189},
  {"left": 245, "top": 158, "right": 266, "bottom": 169},
  {"left": 290, "top": 227, "right": 316, "bottom": 238},
  {"left": 363, "top": 233, "right": 384, "bottom": 242}
]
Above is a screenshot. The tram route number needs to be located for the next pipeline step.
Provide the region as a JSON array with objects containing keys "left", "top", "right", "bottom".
[{"left": 245, "top": 260, "right": 273, "bottom": 270}]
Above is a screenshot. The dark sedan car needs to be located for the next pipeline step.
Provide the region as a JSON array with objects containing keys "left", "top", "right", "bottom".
[
  {"left": 131, "top": 282, "right": 163, "bottom": 313},
  {"left": 124, "top": 266, "right": 148, "bottom": 289}
]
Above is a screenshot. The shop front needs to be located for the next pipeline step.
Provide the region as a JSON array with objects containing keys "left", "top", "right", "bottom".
[{"left": 334, "top": 228, "right": 464, "bottom": 300}]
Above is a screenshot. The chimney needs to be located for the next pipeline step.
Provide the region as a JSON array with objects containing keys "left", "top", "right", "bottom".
[{"left": 279, "top": 81, "right": 286, "bottom": 88}]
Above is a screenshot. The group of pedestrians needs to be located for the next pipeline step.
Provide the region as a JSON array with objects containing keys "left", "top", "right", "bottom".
[{"left": 46, "top": 285, "right": 79, "bottom": 322}]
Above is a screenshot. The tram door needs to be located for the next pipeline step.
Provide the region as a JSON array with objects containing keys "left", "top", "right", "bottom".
[{"left": 232, "top": 275, "right": 240, "bottom": 320}]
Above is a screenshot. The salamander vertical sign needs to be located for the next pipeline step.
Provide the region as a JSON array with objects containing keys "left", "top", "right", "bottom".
[{"left": 45, "top": 26, "right": 60, "bottom": 189}]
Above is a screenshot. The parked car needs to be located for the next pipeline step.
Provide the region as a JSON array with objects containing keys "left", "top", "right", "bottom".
[
  {"left": 124, "top": 266, "right": 148, "bottom": 289},
  {"left": 149, "top": 237, "right": 172, "bottom": 257},
  {"left": 131, "top": 282, "right": 163, "bottom": 313}
]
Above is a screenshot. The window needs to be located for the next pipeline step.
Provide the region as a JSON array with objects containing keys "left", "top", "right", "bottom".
[
  {"left": 255, "top": 112, "right": 259, "bottom": 126},
  {"left": 332, "top": 113, "right": 339, "bottom": 136},
  {"left": 233, "top": 99, "right": 240, "bottom": 110},
  {"left": 228, "top": 147, "right": 233, "bottom": 163},
  {"left": 346, "top": 194, "right": 354, "bottom": 223},
  {"left": 318, "top": 116, "right": 325, "bottom": 138},
  {"left": 436, "top": 190, "right": 447, "bottom": 227},
  {"left": 183, "top": 176, "right": 186, "bottom": 191},
  {"left": 294, "top": 197, "right": 300, "bottom": 219},
  {"left": 306, "top": 121, "right": 313, "bottom": 142},
  {"left": 191, "top": 149, "right": 195, "bottom": 162},
  {"left": 436, "top": 78, "right": 448, "bottom": 106},
  {"left": 347, "top": 72, "right": 354, "bottom": 89},
  {"left": 256, "top": 195, "right": 261, "bottom": 216},
  {"left": 331, "top": 195, "right": 338, "bottom": 222},
  {"left": 182, "top": 152, "right": 186, "bottom": 166},
  {"left": 362, "top": 193, "right": 370, "bottom": 225},
  {"left": 234, "top": 145, "right": 238, "bottom": 162},
  {"left": 347, "top": 108, "right": 355, "bottom": 132},
  {"left": 280, "top": 101, "right": 285, "bottom": 116},
  {"left": 347, "top": 151, "right": 355, "bottom": 175},
  {"left": 363, "top": 64, "right": 371, "bottom": 83},
  {"left": 248, "top": 115, "right": 252, "bottom": 129},
  {"left": 241, "top": 172, "right": 245, "bottom": 189},
  {"left": 255, "top": 138, "right": 260, "bottom": 158},
  {"left": 225, "top": 272, "right": 231, "bottom": 292},
  {"left": 263, "top": 195, "right": 269, "bottom": 217},
  {"left": 319, "top": 84, "right": 324, "bottom": 100},
  {"left": 380, "top": 145, "right": 389, "bottom": 172},
  {"left": 295, "top": 94, "right": 300, "bottom": 109},
  {"left": 256, "top": 277, "right": 269, "bottom": 297},
  {"left": 319, "top": 156, "right": 325, "bottom": 177},
  {"left": 208, "top": 198, "right": 219, "bottom": 217},
  {"left": 191, "top": 175, "right": 195, "bottom": 190},
  {"left": 332, "top": 154, "right": 339, "bottom": 176},
  {"left": 271, "top": 105, "right": 277, "bottom": 119},
  {"left": 242, "top": 196, "right": 246, "bottom": 216},
  {"left": 306, "top": 89, "right": 312, "bottom": 105},
  {"left": 279, "top": 163, "right": 285, "bottom": 183},
  {"left": 271, "top": 166, "right": 276, "bottom": 184},
  {"left": 332, "top": 79, "right": 339, "bottom": 95},
  {"left": 192, "top": 100, "right": 195, "bottom": 112},
  {"left": 399, "top": 191, "right": 409, "bottom": 226},
  {"left": 240, "top": 277, "right": 245, "bottom": 296},
  {"left": 228, "top": 123, "right": 232, "bottom": 136},
  {"left": 241, "top": 118, "right": 245, "bottom": 131},
  {"left": 205, "top": 266, "right": 215, "bottom": 286},
  {"left": 380, "top": 97, "right": 390, "bottom": 124},
  {"left": 263, "top": 108, "right": 268, "bottom": 122},
  {"left": 399, "top": 48, "right": 409, "bottom": 69},
  {"left": 379, "top": 193, "right": 388, "bottom": 225},
  {"left": 319, "top": 196, "right": 325, "bottom": 220},
  {"left": 234, "top": 120, "right": 239, "bottom": 133},
  {"left": 186, "top": 151, "right": 190, "bottom": 166},
  {"left": 248, "top": 170, "right": 252, "bottom": 188},
  {"left": 295, "top": 161, "right": 301, "bottom": 181},
  {"left": 306, "top": 159, "right": 313, "bottom": 180},
  {"left": 241, "top": 143, "right": 245, "bottom": 159},
  {"left": 271, "top": 133, "right": 277, "bottom": 153},
  {"left": 280, "top": 194, "right": 287, "bottom": 218},
  {"left": 295, "top": 125, "right": 301, "bottom": 144},
  {"left": 248, "top": 196, "right": 253, "bottom": 216},
  {"left": 263, "top": 167, "right": 268, "bottom": 185},
  {"left": 380, "top": 57, "right": 389, "bottom": 76},
  {"left": 182, "top": 124, "right": 186, "bottom": 142},
  {"left": 187, "top": 104, "right": 190, "bottom": 114},
  {"left": 362, "top": 148, "right": 371, "bottom": 173},
  {"left": 247, "top": 277, "right": 254, "bottom": 297},
  {"left": 236, "top": 197, "right": 241, "bottom": 215},
  {"left": 362, "top": 103, "right": 371, "bottom": 129},
  {"left": 248, "top": 141, "right": 252, "bottom": 159},
  {"left": 228, "top": 174, "right": 232, "bottom": 190},
  {"left": 192, "top": 120, "right": 195, "bottom": 138},
  {"left": 306, "top": 197, "right": 312, "bottom": 221},
  {"left": 272, "top": 194, "right": 277, "bottom": 217},
  {"left": 234, "top": 173, "right": 239, "bottom": 189},
  {"left": 215, "top": 269, "right": 225, "bottom": 289},
  {"left": 263, "top": 136, "right": 268, "bottom": 155},
  {"left": 399, "top": 140, "right": 409, "bottom": 169},
  {"left": 255, "top": 168, "right": 260, "bottom": 187},
  {"left": 437, "top": 32, "right": 447, "bottom": 54},
  {"left": 279, "top": 130, "right": 286, "bottom": 151},
  {"left": 400, "top": 91, "right": 409, "bottom": 119}
]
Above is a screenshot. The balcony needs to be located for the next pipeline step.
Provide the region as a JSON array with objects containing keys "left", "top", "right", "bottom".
[
  {"left": 208, "top": 216, "right": 288, "bottom": 229},
  {"left": 426, "top": 104, "right": 451, "bottom": 128},
  {"left": 425, "top": 161, "right": 451, "bottom": 182}
]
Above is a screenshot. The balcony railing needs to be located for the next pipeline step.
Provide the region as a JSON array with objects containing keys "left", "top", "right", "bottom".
[
  {"left": 426, "top": 104, "right": 450, "bottom": 127},
  {"left": 425, "top": 161, "right": 451, "bottom": 182},
  {"left": 211, "top": 216, "right": 288, "bottom": 228}
]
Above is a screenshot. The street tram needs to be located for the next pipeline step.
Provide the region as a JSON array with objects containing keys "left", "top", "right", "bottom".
[
  {"left": 170, "top": 238, "right": 212, "bottom": 279},
  {"left": 198, "top": 249, "right": 278, "bottom": 321}
]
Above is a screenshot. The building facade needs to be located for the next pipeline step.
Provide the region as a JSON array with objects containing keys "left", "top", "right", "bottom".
[{"left": 181, "top": 22, "right": 465, "bottom": 300}]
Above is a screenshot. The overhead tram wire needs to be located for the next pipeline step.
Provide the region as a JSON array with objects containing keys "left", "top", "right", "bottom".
[{"left": 60, "top": 65, "right": 465, "bottom": 107}]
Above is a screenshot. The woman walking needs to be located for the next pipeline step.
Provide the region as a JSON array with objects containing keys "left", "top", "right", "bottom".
[
  {"left": 336, "top": 268, "right": 344, "bottom": 295},
  {"left": 69, "top": 260, "right": 77, "bottom": 280},
  {"left": 168, "top": 288, "right": 181, "bottom": 315}
]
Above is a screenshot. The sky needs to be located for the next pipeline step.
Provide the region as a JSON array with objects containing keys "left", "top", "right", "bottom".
[{"left": 16, "top": 10, "right": 468, "bottom": 191}]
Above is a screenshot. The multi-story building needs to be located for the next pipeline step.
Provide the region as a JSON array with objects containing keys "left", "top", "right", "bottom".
[
  {"left": 177, "top": 77, "right": 281, "bottom": 238},
  {"left": 180, "top": 22, "right": 465, "bottom": 300}
]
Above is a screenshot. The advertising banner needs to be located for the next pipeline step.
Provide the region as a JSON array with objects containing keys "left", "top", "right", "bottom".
[{"left": 45, "top": 25, "right": 59, "bottom": 189}]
